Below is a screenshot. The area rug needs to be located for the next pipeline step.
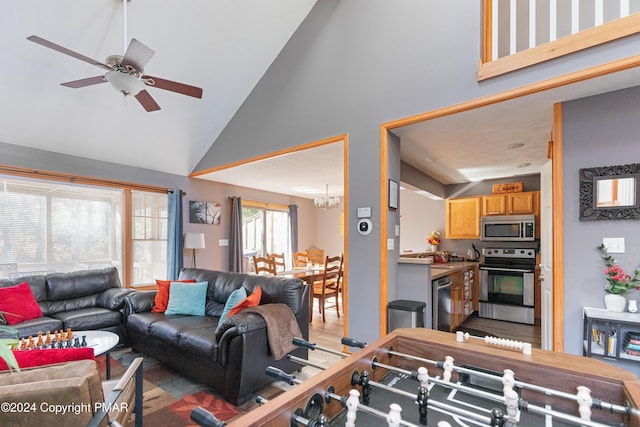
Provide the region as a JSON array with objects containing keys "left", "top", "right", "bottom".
[{"left": 97, "top": 347, "right": 284, "bottom": 426}]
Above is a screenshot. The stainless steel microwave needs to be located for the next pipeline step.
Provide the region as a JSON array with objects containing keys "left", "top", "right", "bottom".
[{"left": 480, "top": 214, "right": 535, "bottom": 241}]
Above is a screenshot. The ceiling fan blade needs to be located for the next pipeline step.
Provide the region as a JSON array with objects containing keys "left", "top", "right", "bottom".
[
  {"left": 61, "top": 76, "right": 107, "bottom": 88},
  {"left": 144, "top": 75, "right": 203, "bottom": 99},
  {"left": 135, "top": 90, "right": 161, "bottom": 112},
  {"left": 121, "top": 39, "right": 155, "bottom": 72},
  {"left": 27, "top": 35, "right": 110, "bottom": 71}
]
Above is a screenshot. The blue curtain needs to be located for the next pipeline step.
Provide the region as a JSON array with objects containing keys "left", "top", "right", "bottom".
[
  {"left": 167, "top": 189, "right": 183, "bottom": 280},
  {"left": 289, "top": 204, "right": 298, "bottom": 254},
  {"left": 229, "top": 196, "right": 244, "bottom": 272}
]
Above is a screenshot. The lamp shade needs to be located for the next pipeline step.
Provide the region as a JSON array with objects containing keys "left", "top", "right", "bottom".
[{"left": 184, "top": 232, "right": 205, "bottom": 249}]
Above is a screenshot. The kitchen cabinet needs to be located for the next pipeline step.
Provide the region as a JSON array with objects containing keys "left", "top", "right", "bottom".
[
  {"left": 445, "top": 197, "right": 481, "bottom": 239},
  {"left": 481, "top": 191, "right": 539, "bottom": 216},
  {"left": 447, "top": 265, "right": 478, "bottom": 332},
  {"left": 583, "top": 307, "right": 640, "bottom": 365}
]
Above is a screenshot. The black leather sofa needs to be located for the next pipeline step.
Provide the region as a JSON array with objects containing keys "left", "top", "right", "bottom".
[
  {"left": 125, "top": 268, "right": 310, "bottom": 405},
  {"left": 0, "top": 267, "right": 133, "bottom": 342}
]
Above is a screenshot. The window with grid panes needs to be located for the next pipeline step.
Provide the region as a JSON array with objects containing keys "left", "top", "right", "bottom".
[{"left": 131, "top": 191, "right": 168, "bottom": 286}]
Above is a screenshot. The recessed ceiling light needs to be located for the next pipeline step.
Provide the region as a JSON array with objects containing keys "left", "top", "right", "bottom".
[
  {"left": 518, "top": 162, "right": 531, "bottom": 168},
  {"left": 508, "top": 143, "right": 525, "bottom": 149},
  {"left": 424, "top": 157, "right": 439, "bottom": 163}
]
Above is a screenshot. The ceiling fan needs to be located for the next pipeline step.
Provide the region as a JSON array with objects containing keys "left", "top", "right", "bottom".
[{"left": 26, "top": 1, "right": 203, "bottom": 112}]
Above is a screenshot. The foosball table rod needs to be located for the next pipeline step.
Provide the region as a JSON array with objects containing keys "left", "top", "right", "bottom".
[
  {"left": 356, "top": 365, "right": 615, "bottom": 427},
  {"left": 288, "top": 354, "right": 328, "bottom": 371},
  {"left": 326, "top": 388, "right": 421, "bottom": 427},
  {"left": 266, "top": 366, "right": 303, "bottom": 386},
  {"left": 385, "top": 348, "right": 630, "bottom": 416},
  {"left": 293, "top": 337, "right": 350, "bottom": 358}
]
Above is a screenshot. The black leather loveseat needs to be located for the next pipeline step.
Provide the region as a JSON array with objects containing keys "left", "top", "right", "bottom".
[
  {"left": 125, "top": 268, "right": 309, "bottom": 405},
  {"left": 0, "top": 267, "right": 133, "bottom": 342}
]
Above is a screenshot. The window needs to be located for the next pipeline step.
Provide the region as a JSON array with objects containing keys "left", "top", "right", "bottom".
[
  {"left": 0, "top": 174, "right": 168, "bottom": 286},
  {"left": 131, "top": 191, "right": 168, "bottom": 286},
  {"left": 0, "top": 177, "right": 123, "bottom": 277},
  {"left": 242, "top": 201, "right": 290, "bottom": 269}
]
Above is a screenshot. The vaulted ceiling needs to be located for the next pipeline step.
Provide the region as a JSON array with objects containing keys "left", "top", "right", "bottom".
[
  {"left": 0, "top": 0, "right": 317, "bottom": 176},
  {"left": 3, "top": 2, "right": 640, "bottom": 201}
]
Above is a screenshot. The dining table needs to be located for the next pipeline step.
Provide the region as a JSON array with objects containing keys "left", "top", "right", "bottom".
[{"left": 277, "top": 266, "right": 325, "bottom": 322}]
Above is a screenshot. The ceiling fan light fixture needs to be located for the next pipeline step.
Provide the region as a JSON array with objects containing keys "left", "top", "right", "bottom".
[
  {"left": 314, "top": 184, "right": 340, "bottom": 209},
  {"left": 105, "top": 70, "right": 145, "bottom": 96}
]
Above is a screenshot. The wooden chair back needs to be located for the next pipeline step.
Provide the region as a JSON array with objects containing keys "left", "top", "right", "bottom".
[
  {"left": 312, "top": 254, "right": 343, "bottom": 322},
  {"left": 292, "top": 252, "right": 308, "bottom": 268},
  {"left": 306, "top": 248, "right": 325, "bottom": 266},
  {"left": 269, "top": 253, "right": 286, "bottom": 271},
  {"left": 252, "top": 256, "right": 276, "bottom": 275}
]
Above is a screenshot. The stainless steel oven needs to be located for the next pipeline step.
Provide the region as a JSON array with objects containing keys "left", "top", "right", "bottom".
[{"left": 479, "top": 247, "right": 535, "bottom": 325}]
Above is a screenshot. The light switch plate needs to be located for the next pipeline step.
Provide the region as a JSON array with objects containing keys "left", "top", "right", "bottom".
[
  {"left": 357, "top": 206, "right": 372, "bottom": 218},
  {"left": 603, "top": 237, "right": 625, "bottom": 253},
  {"left": 395, "top": 224, "right": 400, "bottom": 237},
  {"left": 219, "top": 239, "right": 229, "bottom": 247},
  {"left": 387, "top": 238, "right": 394, "bottom": 250}
]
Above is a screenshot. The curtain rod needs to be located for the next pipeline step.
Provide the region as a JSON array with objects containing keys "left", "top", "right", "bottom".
[{"left": 0, "top": 164, "right": 181, "bottom": 194}]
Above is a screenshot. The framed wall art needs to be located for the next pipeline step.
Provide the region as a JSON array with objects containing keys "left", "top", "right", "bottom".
[{"left": 189, "top": 201, "right": 222, "bottom": 224}]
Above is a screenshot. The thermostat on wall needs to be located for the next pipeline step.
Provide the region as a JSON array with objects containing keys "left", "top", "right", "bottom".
[{"left": 358, "top": 218, "right": 372, "bottom": 235}]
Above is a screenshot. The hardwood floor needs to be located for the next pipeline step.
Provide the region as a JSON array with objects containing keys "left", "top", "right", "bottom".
[{"left": 457, "top": 313, "right": 542, "bottom": 348}]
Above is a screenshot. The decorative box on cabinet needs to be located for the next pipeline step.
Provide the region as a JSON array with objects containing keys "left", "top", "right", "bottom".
[{"left": 583, "top": 307, "right": 640, "bottom": 363}]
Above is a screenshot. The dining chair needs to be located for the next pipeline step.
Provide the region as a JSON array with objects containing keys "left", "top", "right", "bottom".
[
  {"left": 252, "top": 256, "right": 276, "bottom": 275},
  {"left": 306, "top": 248, "right": 325, "bottom": 266},
  {"left": 312, "top": 254, "right": 343, "bottom": 322},
  {"left": 292, "top": 252, "right": 308, "bottom": 268},
  {"left": 269, "top": 253, "right": 286, "bottom": 272}
]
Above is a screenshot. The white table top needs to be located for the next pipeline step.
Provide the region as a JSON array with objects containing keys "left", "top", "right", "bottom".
[{"left": 74, "top": 330, "right": 119, "bottom": 356}]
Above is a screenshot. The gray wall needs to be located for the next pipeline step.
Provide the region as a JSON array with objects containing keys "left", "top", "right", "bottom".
[
  {"left": 562, "top": 86, "right": 640, "bottom": 372},
  {"left": 192, "top": 0, "right": 640, "bottom": 343}
]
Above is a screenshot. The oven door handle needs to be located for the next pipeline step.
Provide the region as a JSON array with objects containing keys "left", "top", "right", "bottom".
[{"left": 480, "top": 267, "right": 533, "bottom": 273}]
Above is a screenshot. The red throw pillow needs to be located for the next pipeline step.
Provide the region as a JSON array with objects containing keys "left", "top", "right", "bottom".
[
  {"left": 0, "top": 348, "right": 95, "bottom": 371},
  {"left": 152, "top": 279, "right": 196, "bottom": 313},
  {"left": 227, "top": 286, "right": 262, "bottom": 317},
  {"left": 0, "top": 282, "right": 43, "bottom": 325}
]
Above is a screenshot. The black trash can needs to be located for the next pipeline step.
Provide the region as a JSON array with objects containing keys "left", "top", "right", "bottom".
[{"left": 387, "top": 300, "right": 425, "bottom": 333}]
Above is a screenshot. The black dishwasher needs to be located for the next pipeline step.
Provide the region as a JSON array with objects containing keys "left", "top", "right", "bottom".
[{"left": 432, "top": 276, "right": 452, "bottom": 332}]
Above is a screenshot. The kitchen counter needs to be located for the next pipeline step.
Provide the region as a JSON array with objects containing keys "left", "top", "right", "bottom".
[
  {"left": 430, "top": 261, "right": 479, "bottom": 279},
  {"left": 398, "top": 257, "right": 479, "bottom": 279}
]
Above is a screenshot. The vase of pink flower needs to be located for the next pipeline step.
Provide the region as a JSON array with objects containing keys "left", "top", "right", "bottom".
[{"left": 599, "top": 244, "right": 640, "bottom": 312}]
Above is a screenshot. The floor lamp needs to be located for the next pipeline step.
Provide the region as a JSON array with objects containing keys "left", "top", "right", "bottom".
[{"left": 184, "top": 232, "right": 205, "bottom": 268}]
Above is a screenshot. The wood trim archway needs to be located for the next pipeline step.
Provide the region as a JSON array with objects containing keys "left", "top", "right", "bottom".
[
  {"left": 191, "top": 134, "right": 350, "bottom": 340},
  {"left": 379, "top": 53, "right": 640, "bottom": 351}
]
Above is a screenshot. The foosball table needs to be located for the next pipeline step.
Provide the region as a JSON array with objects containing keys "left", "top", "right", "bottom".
[{"left": 227, "top": 328, "right": 640, "bottom": 427}]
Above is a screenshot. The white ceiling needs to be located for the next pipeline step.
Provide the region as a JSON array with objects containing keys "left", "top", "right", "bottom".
[
  {"left": 0, "top": 0, "right": 317, "bottom": 176},
  {"left": 2, "top": 1, "right": 640, "bottom": 199}
]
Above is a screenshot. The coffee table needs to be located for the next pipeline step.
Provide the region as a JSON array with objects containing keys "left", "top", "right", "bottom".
[{"left": 75, "top": 330, "right": 119, "bottom": 379}]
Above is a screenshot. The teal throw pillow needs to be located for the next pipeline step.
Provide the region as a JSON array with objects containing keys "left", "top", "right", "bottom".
[
  {"left": 165, "top": 281, "right": 208, "bottom": 316},
  {"left": 219, "top": 287, "right": 247, "bottom": 324}
]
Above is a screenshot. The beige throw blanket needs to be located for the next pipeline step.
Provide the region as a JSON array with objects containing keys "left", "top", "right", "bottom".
[{"left": 243, "top": 304, "right": 302, "bottom": 360}]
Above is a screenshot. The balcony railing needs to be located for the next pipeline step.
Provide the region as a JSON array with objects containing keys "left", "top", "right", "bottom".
[{"left": 480, "top": 0, "right": 640, "bottom": 80}]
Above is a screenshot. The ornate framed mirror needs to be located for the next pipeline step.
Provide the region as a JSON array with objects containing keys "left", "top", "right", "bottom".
[{"left": 579, "top": 163, "right": 640, "bottom": 220}]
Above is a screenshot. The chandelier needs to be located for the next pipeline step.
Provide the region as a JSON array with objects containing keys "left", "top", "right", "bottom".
[{"left": 314, "top": 184, "right": 341, "bottom": 209}]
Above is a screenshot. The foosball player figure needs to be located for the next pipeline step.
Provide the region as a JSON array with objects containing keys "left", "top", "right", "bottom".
[
  {"left": 27, "top": 335, "right": 35, "bottom": 350},
  {"left": 36, "top": 331, "right": 44, "bottom": 348},
  {"left": 67, "top": 328, "right": 73, "bottom": 340},
  {"left": 45, "top": 330, "right": 52, "bottom": 348}
]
